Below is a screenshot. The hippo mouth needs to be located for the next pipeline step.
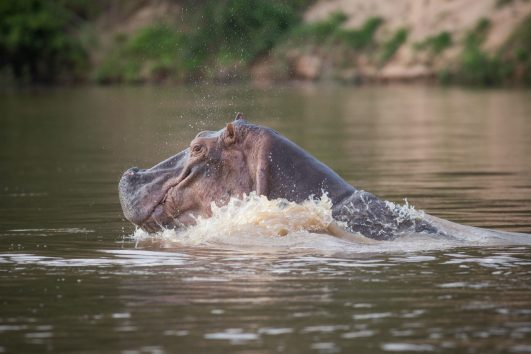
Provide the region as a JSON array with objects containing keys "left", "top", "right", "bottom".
[
  {"left": 118, "top": 149, "right": 196, "bottom": 233},
  {"left": 135, "top": 167, "right": 197, "bottom": 232}
]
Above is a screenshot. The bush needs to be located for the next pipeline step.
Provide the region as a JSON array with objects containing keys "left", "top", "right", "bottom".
[
  {"left": 288, "top": 12, "right": 383, "bottom": 50},
  {"left": 339, "top": 17, "right": 383, "bottom": 49},
  {"left": 458, "top": 46, "right": 510, "bottom": 86},
  {"left": 454, "top": 18, "right": 511, "bottom": 86},
  {"left": 95, "top": 0, "right": 304, "bottom": 82},
  {"left": 496, "top": 0, "right": 514, "bottom": 8},
  {"left": 500, "top": 15, "right": 531, "bottom": 84},
  {"left": 95, "top": 25, "right": 185, "bottom": 83},
  {"left": 464, "top": 18, "right": 490, "bottom": 48},
  {"left": 380, "top": 28, "right": 408, "bottom": 63},
  {"left": 291, "top": 11, "right": 348, "bottom": 40},
  {"left": 416, "top": 31, "right": 452, "bottom": 54},
  {"left": 0, "top": 0, "right": 88, "bottom": 83},
  {"left": 194, "top": 0, "right": 300, "bottom": 63},
  {"left": 288, "top": 13, "right": 383, "bottom": 51}
]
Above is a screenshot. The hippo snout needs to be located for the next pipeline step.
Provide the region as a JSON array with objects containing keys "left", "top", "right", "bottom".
[
  {"left": 119, "top": 167, "right": 149, "bottom": 226},
  {"left": 126, "top": 166, "right": 140, "bottom": 175},
  {"left": 118, "top": 149, "right": 190, "bottom": 229}
]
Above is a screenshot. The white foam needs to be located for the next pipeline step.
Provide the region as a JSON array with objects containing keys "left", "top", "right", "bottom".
[
  {"left": 133, "top": 192, "right": 339, "bottom": 249},
  {"left": 382, "top": 343, "right": 435, "bottom": 352},
  {"left": 131, "top": 193, "right": 531, "bottom": 253},
  {"left": 384, "top": 198, "right": 425, "bottom": 222}
]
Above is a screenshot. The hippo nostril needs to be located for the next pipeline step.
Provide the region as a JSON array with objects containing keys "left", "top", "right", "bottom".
[{"left": 124, "top": 167, "right": 141, "bottom": 177}]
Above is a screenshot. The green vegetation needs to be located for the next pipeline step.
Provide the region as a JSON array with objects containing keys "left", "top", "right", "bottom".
[
  {"left": 416, "top": 31, "right": 452, "bottom": 54},
  {"left": 96, "top": 0, "right": 304, "bottom": 83},
  {"left": 438, "top": 16, "right": 531, "bottom": 86},
  {"left": 458, "top": 46, "right": 508, "bottom": 86},
  {"left": 496, "top": 0, "right": 515, "bottom": 8},
  {"left": 1, "top": 0, "right": 530, "bottom": 87},
  {"left": 452, "top": 18, "right": 509, "bottom": 86},
  {"left": 291, "top": 11, "right": 348, "bottom": 40},
  {"left": 501, "top": 15, "right": 531, "bottom": 84},
  {"left": 96, "top": 25, "right": 185, "bottom": 83},
  {"left": 339, "top": 17, "right": 383, "bottom": 49},
  {"left": 465, "top": 18, "right": 491, "bottom": 47},
  {"left": 191, "top": 0, "right": 301, "bottom": 64},
  {"left": 0, "top": 0, "right": 93, "bottom": 83},
  {"left": 380, "top": 28, "right": 408, "bottom": 63},
  {"left": 289, "top": 12, "right": 383, "bottom": 50}
]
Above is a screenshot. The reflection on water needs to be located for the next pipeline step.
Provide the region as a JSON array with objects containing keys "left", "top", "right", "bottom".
[
  {"left": 1, "top": 246, "right": 530, "bottom": 353},
  {"left": 0, "top": 85, "right": 530, "bottom": 353}
]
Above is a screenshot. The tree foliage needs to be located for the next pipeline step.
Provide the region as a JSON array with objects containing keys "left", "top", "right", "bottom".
[{"left": 0, "top": 0, "right": 89, "bottom": 83}]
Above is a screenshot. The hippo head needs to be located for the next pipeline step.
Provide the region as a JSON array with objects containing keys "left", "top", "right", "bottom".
[{"left": 119, "top": 114, "right": 353, "bottom": 232}]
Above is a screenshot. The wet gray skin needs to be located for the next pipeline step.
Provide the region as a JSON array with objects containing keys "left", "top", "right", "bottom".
[{"left": 119, "top": 114, "right": 438, "bottom": 240}]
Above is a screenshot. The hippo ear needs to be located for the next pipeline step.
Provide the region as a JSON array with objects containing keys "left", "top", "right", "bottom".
[
  {"left": 224, "top": 123, "right": 236, "bottom": 145},
  {"left": 235, "top": 112, "right": 244, "bottom": 121}
]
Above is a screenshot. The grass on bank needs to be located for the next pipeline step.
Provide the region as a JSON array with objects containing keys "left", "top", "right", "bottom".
[
  {"left": 96, "top": 0, "right": 305, "bottom": 83},
  {"left": 288, "top": 11, "right": 383, "bottom": 51},
  {"left": 283, "top": 12, "right": 410, "bottom": 66},
  {"left": 95, "top": 25, "right": 186, "bottom": 83},
  {"left": 457, "top": 19, "right": 509, "bottom": 86},
  {"left": 445, "top": 16, "right": 531, "bottom": 86},
  {"left": 380, "top": 28, "right": 408, "bottom": 64},
  {"left": 415, "top": 31, "right": 452, "bottom": 54},
  {"left": 500, "top": 14, "right": 531, "bottom": 85}
]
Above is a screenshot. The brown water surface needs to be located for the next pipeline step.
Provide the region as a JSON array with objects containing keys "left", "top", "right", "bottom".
[{"left": 1, "top": 85, "right": 530, "bottom": 353}]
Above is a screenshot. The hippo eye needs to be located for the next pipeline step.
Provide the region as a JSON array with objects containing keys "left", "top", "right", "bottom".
[{"left": 192, "top": 144, "right": 203, "bottom": 154}]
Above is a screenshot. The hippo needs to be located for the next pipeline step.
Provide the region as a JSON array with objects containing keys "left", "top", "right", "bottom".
[{"left": 118, "top": 113, "right": 450, "bottom": 241}]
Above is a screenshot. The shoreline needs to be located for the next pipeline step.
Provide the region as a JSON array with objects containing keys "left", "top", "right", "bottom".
[{"left": 2, "top": 79, "right": 529, "bottom": 94}]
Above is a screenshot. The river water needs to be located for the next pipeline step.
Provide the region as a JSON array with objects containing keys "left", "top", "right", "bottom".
[{"left": 1, "top": 85, "right": 530, "bottom": 353}]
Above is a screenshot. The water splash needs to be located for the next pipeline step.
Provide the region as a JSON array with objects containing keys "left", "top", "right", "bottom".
[
  {"left": 132, "top": 193, "right": 531, "bottom": 252},
  {"left": 133, "top": 192, "right": 339, "bottom": 248},
  {"left": 384, "top": 199, "right": 425, "bottom": 223}
]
